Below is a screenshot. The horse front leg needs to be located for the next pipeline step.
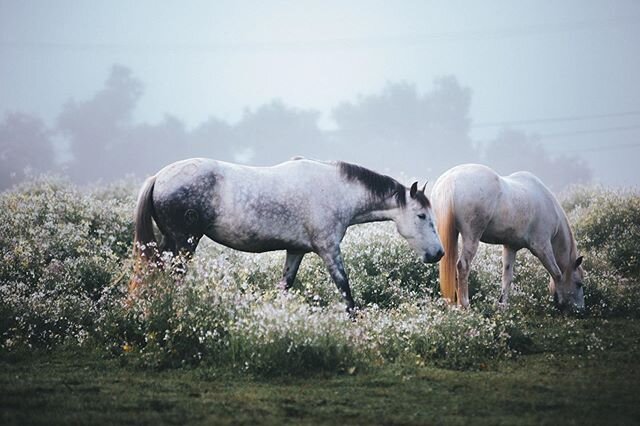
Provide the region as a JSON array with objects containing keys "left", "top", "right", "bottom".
[
  {"left": 529, "top": 242, "right": 562, "bottom": 302},
  {"left": 456, "top": 236, "right": 480, "bottom": 308},
  {"left": 499, "top": 246, "right": 517, "bottom": 307},
  {"left": 278, "top": 251, "right": 305, "bottom": 290},
  {"left": 316, "top": 246, "right": 355, "bottom": 313}
]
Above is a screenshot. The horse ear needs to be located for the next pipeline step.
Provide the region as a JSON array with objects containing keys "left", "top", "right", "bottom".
[
  {"left": 575, "top": 256, "right": 583, "bottom": 268},
  {"left": 410, "top": 182, "right": 418, "bottom": 198},
  {"left": 421, "top": 181, "right": 428, "bottom": 193}
]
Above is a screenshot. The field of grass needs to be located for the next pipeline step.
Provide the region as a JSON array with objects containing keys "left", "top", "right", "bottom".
[
  {"left": 1, "top": 178, "right": 639, "bottom": 424},
  {"left": 2, "top": 317, "right": 639, "bottom": 425}
]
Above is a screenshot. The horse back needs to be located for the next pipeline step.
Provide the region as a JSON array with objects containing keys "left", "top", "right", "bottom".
[
  {"left": 484, "top": 171, "right": 561, "bottom": 248},
  {"left": 434, "top": 164, "right": 560, "bottom": 249},
  {"left": 433, "top": 164, "right": 503, "bottom": 234},
  {"left": 158, "top": 158, "right": 349, "bottom": 253}
]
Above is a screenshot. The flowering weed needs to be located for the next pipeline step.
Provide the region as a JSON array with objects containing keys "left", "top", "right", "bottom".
[{"left": 1, "top": 179, "right": 638, "bottom": 374}]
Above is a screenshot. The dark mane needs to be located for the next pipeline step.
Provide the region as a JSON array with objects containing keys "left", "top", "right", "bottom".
[
  {"left": 414, "top": 189, "right": 430, "bottom": 208},
  {"left": 338, "top": 162, "right": 407, "bottom": 206}
]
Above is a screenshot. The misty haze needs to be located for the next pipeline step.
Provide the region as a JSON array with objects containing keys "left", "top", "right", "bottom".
[
  {"left": 3, "top": 65, "right": 594, "bottom": 191},
  {"left": 2, "top": 2, "right": 640, "bottom": 425},
  {"left": 1, "top": 1, "right": 639, "bottom": 191}
]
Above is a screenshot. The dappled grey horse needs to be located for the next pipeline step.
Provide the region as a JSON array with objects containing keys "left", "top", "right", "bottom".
[
  {"left": 432, "top": 164, "right": 584, "bottom": 310},
  {"left": 131, "top": 157, "right": 444, "bottom": 311}
]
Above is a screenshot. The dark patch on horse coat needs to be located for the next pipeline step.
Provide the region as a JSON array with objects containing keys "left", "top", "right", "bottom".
[
  {"left": 338, "top": 162, "right": 407, "bottom": 206},
  {"left": 184, "top": 209, "right": 199, "bottom": 226},
  {"left": 152, "top": 171, "right": 218, "bottom": 248}
]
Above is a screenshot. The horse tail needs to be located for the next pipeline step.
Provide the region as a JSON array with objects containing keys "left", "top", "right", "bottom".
[
  {"left": 130, "top": 175, "right": 159, "bottom": 293},
  {"left": 435, "top": 188, "right": 458, "bottom": 304}
]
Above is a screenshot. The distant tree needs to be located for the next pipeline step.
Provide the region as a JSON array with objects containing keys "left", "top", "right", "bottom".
[
  {"left": 44, "top": 64, "right": 594, "bottom": 192},
  {"left": 190, "top": 116, "right": 235, "bottom": 162},
  {"left": 233, "top": 100, "right": 325, "bottom": 165},
  {"left": 0, "top": 112, "right": 54, "bottom": 190},
  {"left": 482, "top": 129, "right": 592, "bottom": 191},
  {"left": 57, "top": 65, "right": 143, "bottom": 181},
  {"left": 56, "top": 65, "right": 255, "bottom": 182},
  {"left": 331, "top": 77, "right": 476, "bottom": 177},
  {"left": 115, "top": 114, "right": 190, "bottom": 177}
]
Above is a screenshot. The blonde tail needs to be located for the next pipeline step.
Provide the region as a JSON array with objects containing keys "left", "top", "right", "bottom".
[{"left": 436, "top": 193, "right": 458, "bottom": 304}]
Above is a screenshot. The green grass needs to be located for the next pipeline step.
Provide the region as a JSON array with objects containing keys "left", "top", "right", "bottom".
[{"left": 2, "top": 317, "right": 639, "bottom": 426}]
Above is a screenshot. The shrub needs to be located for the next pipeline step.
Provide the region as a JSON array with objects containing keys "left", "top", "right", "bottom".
[
  {"left": 0, "top": 177, "right": 135, "bottom": 348},
  {"left": 0, "top": 179, "right": 636, "bottom": 373},
  {"left": 564, "top": 187, "right": 640, "bottom": 279},
  {"left": 562, "top": 187, "right": 640, "bottom": 315},
  {"left": 342, "top": 224, "right": 439, "bottom": 308},
  {"left": 361, "top": 302, "right": 513, "bottom": 370}
]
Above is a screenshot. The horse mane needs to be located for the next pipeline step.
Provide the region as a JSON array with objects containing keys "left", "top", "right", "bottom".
[
  {"left": 338, "top": 161, "right": 412, "bottom": 207},
  {"left": 556, "top": 205, "right": 579, "bottom": 264}
]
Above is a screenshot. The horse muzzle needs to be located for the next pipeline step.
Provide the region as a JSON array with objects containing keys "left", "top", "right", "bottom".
[
  {"left": 423, "top": 248, "right": 444, "bottom": 263},
  {"left": 554, "top": 292, "right": 585, "bottom": 314}
]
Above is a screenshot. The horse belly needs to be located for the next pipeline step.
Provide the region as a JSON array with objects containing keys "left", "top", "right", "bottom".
[
  {"left": 480, "top": 205, "right": 531, "bottom": 249},
  {"left": 209, "top": 234, "right": 312, "bottom": 253},
  {"left": 205, "top": 216, "right": 313, "bottom": 253},
  {"left": 480, "top": 225, "right": 528, "bottom": 249}
]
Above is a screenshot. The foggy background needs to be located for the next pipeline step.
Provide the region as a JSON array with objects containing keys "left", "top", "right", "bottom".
[{"left": 1, "top": 1, "right": 639, "bottom": 192}]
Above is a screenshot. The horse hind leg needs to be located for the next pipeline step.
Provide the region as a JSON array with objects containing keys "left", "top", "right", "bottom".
[
  {"left": 153, "top": 231, "right": 201, "bottom": 281},
  {"left": 155, "top": 206, "right": 205, "bottom": 276},
  {"left": 456, "top": 234, "right": 481, "bottom": 308},
  {"left": 166, "top": 233, "right": 202, "bottom": 278}
]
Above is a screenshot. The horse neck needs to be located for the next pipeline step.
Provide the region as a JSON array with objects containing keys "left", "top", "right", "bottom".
[
  {"left": 349, "top": 193, "right": 401, "bottom": 225},
  {"left": 551, "top": 210, "right": 577, "bottom": 273}
]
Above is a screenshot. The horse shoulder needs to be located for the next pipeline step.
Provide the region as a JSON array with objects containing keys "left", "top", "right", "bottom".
[
  {"left": 458, "top": 168, "right": 502, "bottom": 215},
  {"left": 508, "top": 175, "right": 562, "bottom": 243}
]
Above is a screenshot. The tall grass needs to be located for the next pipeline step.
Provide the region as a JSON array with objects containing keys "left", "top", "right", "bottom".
[{"left": 1, "top": 179, "right": 638, "bottom": 374}]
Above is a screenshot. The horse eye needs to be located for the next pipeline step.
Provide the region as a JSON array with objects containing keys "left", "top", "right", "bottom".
[
  {"left": 417, "top": 213, "right": 426, "bottom": 220},
  {"left": 576, "top": 281, "right": 583, "bottom": 289}
]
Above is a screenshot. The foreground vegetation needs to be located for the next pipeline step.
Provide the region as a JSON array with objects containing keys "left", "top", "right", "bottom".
[
  {"left": 2, "top": 319, "right": 639, "bottom": 425},
  {"left": 1, "top": 178, "right": 639, "bottom": 424}
]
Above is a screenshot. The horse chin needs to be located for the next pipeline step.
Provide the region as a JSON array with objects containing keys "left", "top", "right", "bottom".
[
  {"left": 423, "top": 251, "right": 444, "bottom": 264},
  {"left": 554, "top": 293, "right": 585, "bottom": 315},
  {"left": 562, "top": 303, "right": 585, "bottom": 316},
  {"left": 571, "top": 297, "right": 586, "bottom": 314}
]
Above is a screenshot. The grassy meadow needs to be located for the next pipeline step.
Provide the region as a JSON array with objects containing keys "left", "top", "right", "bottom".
[{"left": 1, "top": 178, "right": 639, "bottom": 424}]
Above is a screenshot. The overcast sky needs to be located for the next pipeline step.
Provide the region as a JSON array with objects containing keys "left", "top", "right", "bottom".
[{"left": 1, "top": 0, "right": 639, "bottom": 185}]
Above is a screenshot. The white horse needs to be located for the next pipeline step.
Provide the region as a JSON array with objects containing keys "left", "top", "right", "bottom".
[
  {"left": 431, "top": 164, "right": 584, "bottom": 310},
  {"left": 131, "top": 157, "right": 444, "bottom": 311}
]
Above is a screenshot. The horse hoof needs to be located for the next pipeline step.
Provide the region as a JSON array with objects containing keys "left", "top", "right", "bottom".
[{"left": 346, "top": 305, "right": 359, "bottom": 321}]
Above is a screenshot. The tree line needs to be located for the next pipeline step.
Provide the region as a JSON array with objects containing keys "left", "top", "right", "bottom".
[{"left": 1, "top": 65, "right": 591, "bottom": 191}]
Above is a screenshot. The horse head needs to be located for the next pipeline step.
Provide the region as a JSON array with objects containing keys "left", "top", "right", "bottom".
[
  {"left": 394, "top": 182, "right": 444, "bottom": 263},
  {"left": 550, "top": 255, "right": 585, "bottom": 311}
]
